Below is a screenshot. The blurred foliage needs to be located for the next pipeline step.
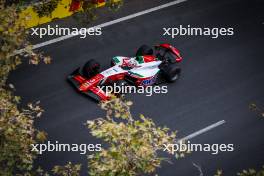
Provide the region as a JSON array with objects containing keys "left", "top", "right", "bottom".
[
  {"left": 81, "top": 0, "right": 98, "bottom": 22},
  {"left": 0, "top": 89, "right": 45, "bottom": 175},
  {"left": 214, "top": 170, "right": 223, "bottom": 176},
  {"left": 237, "top": 166, "right": 264, "bottom": 176},
  {"left": 15, "top": 162, "right": 81, "bottom": 176},
  {"left": 0, "top": 0, "right": 122, "bottom": 175},
  {"left": 105, "top": 0, "right": 123, "bottom": 12},
  {"left": 215, "top": 166, "right": 264, "bottom": 176},
  {"left": 249, "top": 103, "right": 264, "bottom": 118},
  {"left": 87, "top": 96, "right": 186, "bottom": 176},
  {"left": 33, "top": 0, "right": 62, "bottom": 18},
  {"left": 0, "top": 0, "right": 51, "bottom": 86},
  {"left": 0, "top": 0, "right": 27, "bottom": 86},
  {"left": 52, "top": 162, "right": 82, "bottom": 176},
  {"left": 0, "top": 0, "right": 51, "bottom": 175}
]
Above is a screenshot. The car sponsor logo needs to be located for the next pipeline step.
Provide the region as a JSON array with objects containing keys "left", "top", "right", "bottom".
[
  {"left": 89, "top": 78, "right": 96, "bottom": 83},
  {"left": 141, "top": 76, "right": 156, "bottom": 86}
]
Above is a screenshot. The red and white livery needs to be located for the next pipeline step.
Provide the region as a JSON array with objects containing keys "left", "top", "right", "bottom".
[{"left": 68, "top": 44, "right": 183, "bottom": 101}]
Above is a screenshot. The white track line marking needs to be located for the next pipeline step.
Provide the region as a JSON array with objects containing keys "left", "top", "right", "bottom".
[
  {"left": 180, "top": 120, "right": 226, "bottom": 141},
  {"left": 14, "top": 0, "right": 187, "bottom": 55}
]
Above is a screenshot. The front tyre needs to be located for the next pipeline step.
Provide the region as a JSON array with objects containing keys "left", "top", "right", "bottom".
[
  {"left": 160, "top": 64, "right": 181, "bottom": 82},
  {"left": 82, "top": 59, "right": 100, "bottom": 78}
]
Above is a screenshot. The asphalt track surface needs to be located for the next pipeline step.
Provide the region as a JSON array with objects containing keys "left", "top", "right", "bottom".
[{"left": 9, "top": 0, "right": 264, "bottom": 175}]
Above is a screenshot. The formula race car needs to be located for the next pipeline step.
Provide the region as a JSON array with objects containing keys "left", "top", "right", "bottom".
[{"left": 68, "top": 44, "right": 183, "bottom": 101}]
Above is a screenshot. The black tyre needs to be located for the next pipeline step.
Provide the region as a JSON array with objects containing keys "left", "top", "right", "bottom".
[
  {"left": 136, "top": 45, "right": 153, "bottom": 56},
  {"left": 160, "top": 64, "right": 181, "bottom": 82},
  {"left": 82, "top": 59, "right": 100, "bottom": 78}
]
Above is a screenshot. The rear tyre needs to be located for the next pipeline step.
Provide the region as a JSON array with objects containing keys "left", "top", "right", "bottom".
[
  {"left": 136, "top": 45, "right": 153, "bottom": 56},
  {"left": 160, "top": 64, "right": 181, "bottom": 82},
  {"left": 82, "top": 59, "right": 100, "bottom": 78}
]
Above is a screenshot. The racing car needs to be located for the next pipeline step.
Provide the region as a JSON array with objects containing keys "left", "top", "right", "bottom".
[{"left": 67, "top": 43, "right": 183, "bottom": 101}]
